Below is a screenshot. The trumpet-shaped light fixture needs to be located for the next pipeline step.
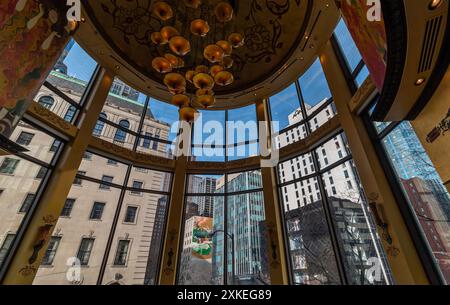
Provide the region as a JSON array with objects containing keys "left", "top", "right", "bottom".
[
  {"left": 165, "top": 54, "right": 184, "bottom": 69},
  {"left": 216, "top": 40, "right": 232, "bottom": 56},
  {"left": 153, "top": 2, "right": 173, "bottom": 21},
  {"left": 164, "top": 73, "right": 187, "bottom": 91},
  {"left": 197, "top": 94, "right": 216, "bottom": 108},
  {"left": 214, "top": 2, "right": 234, "bottom": 23},
  {"left": 160, "top": 26, "right": 179, "bottom": 41},
  {"left": 185, "top": 70, "right": 196, "bottom": 83},
  {"left": 228, "top": 33, "right": 245, "bottom": 48},
  {"left": 152, "top": 57, "right": 173, "bottom": 73},
  {"left": 179, "top": 106, "right": 198, "bottom": 122},
  {"left": 151, "top": 32, "right": 167, "bottom": 45},
  {"left": 191, "top": 19, "right": 210, "bottom": 37},
  {"left": 210, "top": 65, "right": 224, "bottom": 77},
  {"left": 169, "top": 36, "right": 191, "bottom": 56},
  {"left": 171, "top": 94, "right": 190, "bottom": 108},
  {"left": 195, "top": 65, "right": 210, "bottom": 74},
  {"left": 193, "top": 73, "right": 215, "bottom": 90},
  {"left": 204, "top": 44, "right": 225, "bottom": 63},
  {"left": 214, "top": 71, "right": 234, "bottom": 86},
  {"left": 221, "top": 56, "right": 234, "bottom": 69}
]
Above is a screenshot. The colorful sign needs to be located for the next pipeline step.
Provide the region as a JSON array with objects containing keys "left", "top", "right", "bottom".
[
  {"left": 191, "top": 217, "right": 213, "bottom": 260},
  {"left": 339, "top": 0, "right": 387, "bottom": 90}
]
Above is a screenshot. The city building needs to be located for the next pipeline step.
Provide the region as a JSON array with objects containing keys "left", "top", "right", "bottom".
[{"left": 1, "top": 0, "right": 449, "bottom": 288}]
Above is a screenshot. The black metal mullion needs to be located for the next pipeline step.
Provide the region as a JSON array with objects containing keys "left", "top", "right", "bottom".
[
  {"left": 96, "top": 164, "right": 132, "bottom": 285},
  {"left": 223, "top": 173, "right": 229, "bottom": 285},
  {"left": 133, "top": 96, "right": 151, "bottom": 150}
]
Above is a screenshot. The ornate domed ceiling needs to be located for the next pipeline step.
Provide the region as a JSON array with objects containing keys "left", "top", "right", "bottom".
[{"left": 77, "top": 0, "right": 340, "bottom": 108}]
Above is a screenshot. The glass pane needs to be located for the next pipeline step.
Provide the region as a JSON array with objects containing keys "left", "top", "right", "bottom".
[
  {"left": 299, "top": 58, "right": 332, "bottom": 112},
  {"left": 34, "top": 180, "right": 122, "bottom": 284},
  {"left": 323, "top": 160, "right": 391, "bottom": 284},
  {"left": 79, "top": 153, "right": 128, "bottom": 186},
  {"left": 192, "top": 110, "right": 226, "bottom": 162},
  {"left": 8, "top": 120, "right": 62, "bottom": 164},
  {"left": 93, "top": 121, "right": 137, "bottom": 150},
  {"left": 33, "top": 40, "right": 97, "bottom": 120},
  {"left": 0, "top": 156, "right": 48, "bottom": 268},
  {"left": 269, "top": 83, "right": 302, "bottom": 133},
  {"left": 309, "top": 102, "right": 338, "bottom": 133},
  {"left": 227, "top": 170, "right": 262, "bottom": 193},
  {"left": 227, "top": 104, "right": 258, "bottom": 144},
  {"left": 278, "top": 153, "right": 316, "bottom": 184},
  {"left": 178, "top": 196, "right": 223, "bottom": 285},
  {"left": 227, "top": 142, "right": 259, "bottom": 161},
  {"left": 276, "top": 124, "right": 308, "bottom": 149},
  {"left": 334, "top": 19, "right": 363, "bottom": 72},
  {"left": 226, "top": 190, "right": 270, "bottom": 285},
  {"left": 382, "top": 121, "right": 450, "bottom": 283},
  {"left": 127, "top": 167, "right": 172, "bottom": 193},
  {"left": 356, "top": 65, "right": 370, "bottom": 87},
  {"left": 315, "top": 134, "right": 350, "bottom": 170},
  {"left": 101, "top": 193, "right": 169, "bottom": 285},
  {"left": 280, "top": 182, "right": 341, "bottom": 284},
  {"left": 187, "top": 175, "right": 223, "bottom": 195}
]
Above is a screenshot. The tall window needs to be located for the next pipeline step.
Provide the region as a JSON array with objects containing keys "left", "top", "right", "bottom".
[
  {"left": 114, "top": 120, "right": 129, "bottom": 143},
  {"left": 90, "top": 202, "right": 105, "bottom": 220},
  {"left": 19, "top": 193, "right": 35, "bottom": 213},
  {"left": 0, "top": 234, "right": 15, "bottom": 266},
  {"left": 93, "top": 113, "right": 107, "bottom": 136},
  {"left": 16, "top": 132, "right": 35, "bottom": 146},
  {"left": 113, "top": 240, "right": 130, "bottom": 266},
  {"left": 64, "top": 106, "right": 77, "bottom": 122},
  {"left": 38, "top": 96, "right": 54, "bottom": 109},
  {"left": 77, "top": 238, "right": 94, "bottom": 266},
  {"left": 61, "top": 198, "right": 76, "bottom": 217},
  {"left": 369, "top": 118, "right": 450, "bottom": 284},
  {"left": 99, "top": 175, "right": 114, "bottom": 189},
  {"left": 41, "top": 237, "right": 61, "bottom": 265},
  {"left": 124, "top": 206, "right": 137, "bottom": 223},
  {"left": 0, "top": 158, "right": 20, "bottom": 175}
]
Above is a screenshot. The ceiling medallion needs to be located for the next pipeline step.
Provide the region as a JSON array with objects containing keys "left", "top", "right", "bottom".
[{"left": 150, "top": 0, "right": 245, "bottom": 119}]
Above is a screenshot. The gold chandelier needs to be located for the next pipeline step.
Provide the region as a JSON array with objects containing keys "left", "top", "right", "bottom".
[{"left": 151, "top": 1, "right": 245, "bottom": 119}]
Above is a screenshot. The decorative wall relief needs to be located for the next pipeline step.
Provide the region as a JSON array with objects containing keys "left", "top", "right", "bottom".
[{"left": 0, "top": 0, "right": 77, "bottom": 141}]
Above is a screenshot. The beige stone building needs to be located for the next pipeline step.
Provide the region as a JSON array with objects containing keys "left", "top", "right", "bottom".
[{"left": 0, "top": 71, "right": 171, "bottom": 285}]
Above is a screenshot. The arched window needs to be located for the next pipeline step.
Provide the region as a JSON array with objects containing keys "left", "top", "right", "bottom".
[
  {"left": 114, "top": 119, "right": 129, "bottom": 142},
  {"left": 93, "top": 113, "right": 107, "bottom": 136},
  {"left": 38, "top": 96, "right": 54, "bottom": 109}
]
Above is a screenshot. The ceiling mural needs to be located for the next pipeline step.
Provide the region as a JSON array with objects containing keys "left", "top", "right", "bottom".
[{"left": 82, "top": 0, "right": 311, "bottom": 95}]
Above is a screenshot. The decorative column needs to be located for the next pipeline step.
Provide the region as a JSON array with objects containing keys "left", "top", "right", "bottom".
[
  {"left": 1, "top": 68, "right": 114, "bottom": 284},
  {"left": 0, "top": 0, "right": 76, "bottom": 145},
  {"left": 319, "top": 40, "right": 430, "bottom": 284},
  {"left": 256, "top": 99, "right": 289, "bottom": 285},
  {"left": 158, "top": 118, "right": 191, "bottom": 285}
]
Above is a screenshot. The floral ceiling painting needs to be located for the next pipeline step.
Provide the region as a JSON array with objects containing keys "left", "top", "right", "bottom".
[{"left": 82, "top": 0, "right": 310, "bottom": 94}]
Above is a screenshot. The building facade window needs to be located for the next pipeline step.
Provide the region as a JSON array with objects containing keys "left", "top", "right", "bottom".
[
  {"left": 89, "top": 202, "right": 105, "bottom": 220},
  {"left": 0, "top": 158, "right": 20, "bottom": 175},
  {"left": 124, "top": 206, "right": 137, "bottom": 223},
  {"left": 113, "top": 240, "right": 130, "bottom": 266},
  {"left": 16, "top": 132, "right": 35, "bottom": 146},
  {"left": 77, "top": 238, "right": 95, "bottom": 266},
  {"left": 38, "top": 96, "right": 54, "bottom": 109},
  {"left": 61, "top": 198, "right": 76, "bottom": 217},
  {"left": 41, "top": 236, "right": 61, "bottom": 265},
  {"left": 93, "top": 113, "right": 107, "bottom": 136},
  {"left": 19, "top": 193, "right": 35, "bottom": 214},
  {"left": 0, "top": 234, "right": 15, "bottom": 266},
  {"left": 99, "top": 175, "right": 114, "bottom": 189},
  {"left": 114, "top": 120, "right": 129, "bottom": 143}
]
